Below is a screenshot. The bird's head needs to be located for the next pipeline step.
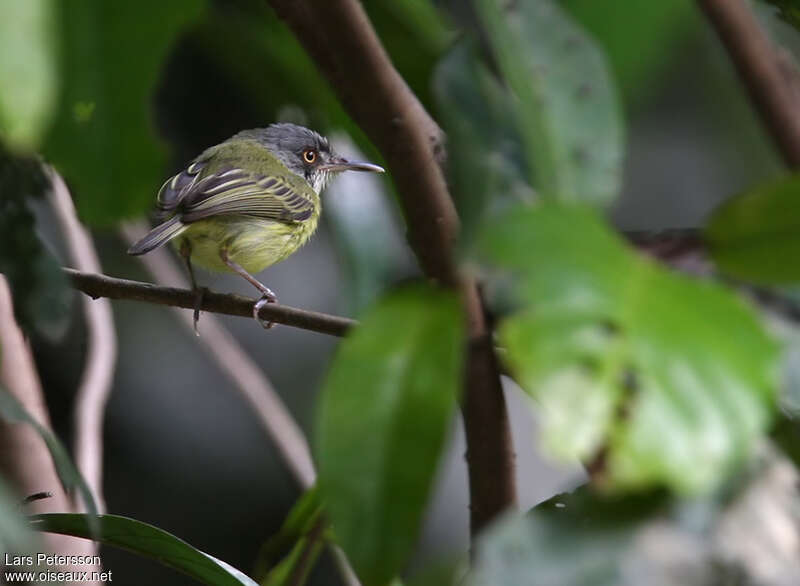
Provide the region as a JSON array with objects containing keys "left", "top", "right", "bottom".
[{"left": 235, "top": 123, "right": 384, "bottom": 193}]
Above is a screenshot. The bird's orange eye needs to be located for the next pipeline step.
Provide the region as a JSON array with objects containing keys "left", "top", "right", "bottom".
[{"left": 303, "top": 149, "right": 317, "bottom": 164}]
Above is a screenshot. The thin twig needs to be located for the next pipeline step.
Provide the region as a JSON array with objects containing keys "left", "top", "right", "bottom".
[
  {"left": 267, "top": 0, "right": 517, "bottom": 536},
  {"left": 697, "top": 0, "right": 800, "bottom": 166},
  {"left": 66, "top": 268, "right": 355, "bottom": 337},
  {"left": 120, "top": 222, "right": 317, "bottom": 489},
  {"left": 48, "top": 169, "right": 116, "bottom": 514}
]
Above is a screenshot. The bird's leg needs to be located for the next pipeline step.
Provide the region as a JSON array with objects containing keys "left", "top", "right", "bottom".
[
  {"left": 219, "top": 248, "right": 278, "bottom": 329},
  {"left": 180, "top": 239, "right": 205, "bottom": 336}
]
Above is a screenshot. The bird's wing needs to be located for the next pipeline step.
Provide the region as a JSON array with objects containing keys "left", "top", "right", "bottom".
[{"left": 157, "top": 164, "right": 315, "bottom": 224}]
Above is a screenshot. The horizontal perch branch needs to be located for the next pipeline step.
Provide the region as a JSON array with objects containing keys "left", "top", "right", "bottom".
[{"left": 65, "top": 269, "right": 355, "bottom": 338}]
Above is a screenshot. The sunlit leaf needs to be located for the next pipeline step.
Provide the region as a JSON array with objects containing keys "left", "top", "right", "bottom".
[
  {"left": 0, "top": 0, "right": 58, "bottom": 151},
  {"left": 482, "top": 203, "right": 778, "bottom": 493},
  {"left": 706, "top": 175, "right": 800, "bottom": 284},
  {"left": 0, "top": 387, "right": 97, "bottom": 517},
  {"left": 30, "top": 513, "right": 259, "bottom": 586},
  {"left": 317, "top": 286, "right": 464, "bottom": 586},
  {"left": 43, "top": 0, "right": 204, "bottom": 225},
  {"left": 475, "top": 0, "right": 624, "bottom": 206}
]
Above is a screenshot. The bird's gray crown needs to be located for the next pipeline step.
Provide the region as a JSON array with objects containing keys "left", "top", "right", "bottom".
[{"left": 233, "top": 123, "right": 330, "bottom": 157}]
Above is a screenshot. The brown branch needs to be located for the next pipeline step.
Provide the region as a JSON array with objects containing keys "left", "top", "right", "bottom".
[
  {"left": 49, "top": 169, "right": 116, "bottom": 514},
  {"left": 266, "top": 0, "right": 517, "bottom": 535},
  {"left": 66, "top": 268, "right": 355, "bottom": 337},
  {"left": 697, "top": 0, "right": 800, "bottom": 167}
]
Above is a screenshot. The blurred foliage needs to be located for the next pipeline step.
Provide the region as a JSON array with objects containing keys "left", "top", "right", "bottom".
[
  {"left": 0, "top": 150, "right": 71, "bottom": 337},
  {"left": 0, "top": 474, "right": 37, "bottom": 557},
  {"left": 29, "top": 513, "right": 259, "bottom": 586},
  {"left": 0, "top": 0, "right": 58, "bottom": 151},
  {"left": 0, "top": 386, "right": 98, "bottom": 518},
  {"left": 481, "top": 203, "right": 778, "bottom": 493},
  {"left": 433, "top": 41, "right": 532, "bottom": 248},
  {"left": 706, "top": 175, "right": 800, "bottom": 284},
  {"left": 559, "top": 0, "right": 695, "bottom": 108},
  {"left": 764, "top": 0, "right": 800, "bottom": 30},
  {"left": 42, "top": 0, "right": 204, "bottom": 225},
  {"left": 469, "top": 444, "right": 800, "bottom": 586},
  {"left": 316, "top": 285, "right": 463, "bottom": 586},
  {"left": 475, "top": 0, "right": 624, "bottom": 207}
]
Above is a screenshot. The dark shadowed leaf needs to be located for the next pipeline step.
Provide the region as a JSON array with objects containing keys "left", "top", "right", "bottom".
[
  {"left": 0, "top": 151, "right": 71, "bottom": 337},
  {"left": 0, "top": 0, "right": 58, "bottom": 151},
  {"left": 433, "top": 41, "right": 532, "bottom": 248},
  {"left": 706, "top": 175, "right": 800, "bottom": 284},
  {"left": 482, "top": 203, "right": 778, "bottom": 493},
  {"left": 0, "top": 387, "right": 97, "bottom": 518},
  {"left": 30, "top": 513, "right": 259, "bottom": 586},
  {"left": 475, "top": 0, "right": 624, "bottom": 206},
  {"left": 763, "top": 0, "right": 800, "bottom": 31},
  {"left": 317, "top": 286, "right": 464, "bottom": 586},
  {"left": 254, "top": 486, "right": 324, "bottom": 583},
  {"left": 43, "top": 0, "right": 204, "bottom": 225}
]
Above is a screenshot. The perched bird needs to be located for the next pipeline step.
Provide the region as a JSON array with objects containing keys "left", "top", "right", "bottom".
[{"left": 128, "top": 123, "right": 384, "bottom": 328}]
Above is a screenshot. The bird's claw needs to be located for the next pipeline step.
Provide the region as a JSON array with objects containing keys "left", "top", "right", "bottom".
[
  {"left": 253, "top": 290, "right": 278, "bottom": 329},
  {"left": 193, "top": 287, "right": 208, "bottom": 336}
]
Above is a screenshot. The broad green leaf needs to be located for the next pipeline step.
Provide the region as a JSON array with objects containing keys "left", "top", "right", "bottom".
[
  {"left": 30, "top": 513, "right": 259, "bottom": 586},
  {"left": 474, "top": 0, "right": 624, "bottom": 206},
  {"left": 482, "top": 203, "right": 778, "bottom": 493},
  {"left": 470, "top": 445, "right": 800, "bottom": 586},
  {"left": 706, "top": 175, "right": 800, "bottom": 284},
  {"left": 0, "top": 151, "right": 71, "bottom": 337},
  {"left": 317, "top": 286, "right": 464, "bottom": 586},
  {"left": 433, "top": 41, "right": 532, "bottom": 247},
  {"left": 0, "top": 0, "right": 58, "bottom": 151},
  {"left": 0, "top": 387, "right": 97, "bottom": 517},
  {"left": 43, "top": 0, "right": 204, "bottom": 225}
]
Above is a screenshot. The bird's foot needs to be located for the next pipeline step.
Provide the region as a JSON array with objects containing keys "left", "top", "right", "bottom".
[
  {"left": 193, "top": 287, "right": 208, "bottom": 336},
  {"left": 253, "top": 289, "right": 278, "bottom": 329}
]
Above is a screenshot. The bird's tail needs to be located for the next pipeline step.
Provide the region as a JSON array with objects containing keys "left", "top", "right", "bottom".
[{"left": 127, "top": 216, "right": 188, "bottom": 256}]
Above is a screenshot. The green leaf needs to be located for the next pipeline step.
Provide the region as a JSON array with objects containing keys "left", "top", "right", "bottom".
[
  {"left": 559, "top": 0, "right": 694, "bottom": 107},
  {"left": 433, "top": 41, "right": 532, "bottom": 247},
  {"left": 317, "top": 285, "right": 464, "bottom": 586},
  {"left": 30, "top": 513, "right": 259, "bottom": 586},
  {"left": 706, "top": 175, "right": 800, "bottom": 285},
  {"left": 482, "top": 203, "right": 778, "bottom": 493},
  {"left": 43, "top": 0, "right": 204, "bottom": 225},
  {"left": 0, "top": 387, "right": 98, "bottom": 517},
  {"left": 474, "top": 0, "right": 624, "bottom": 206},
  {"left": 763, "top": 0, "right": 800, "bottom": 31},
  {"left": 0, "top": 151, "right": 72, "bottom": 337},
  {"left": 254, "top": 486, "right": 323, "bottom": 582},
  {"left": 0, "top": 0, "right": 58, "bottom": 151}
]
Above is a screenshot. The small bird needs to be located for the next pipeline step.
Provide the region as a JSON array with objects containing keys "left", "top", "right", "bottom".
[{"left": 128, "top": 123, "right": 384, "bottom": 328}]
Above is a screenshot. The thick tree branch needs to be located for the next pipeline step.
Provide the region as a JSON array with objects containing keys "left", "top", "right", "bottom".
[
  {"left": 66, "top": 269, "right": 355, "bottom": 337},
  {"left": 698, "top": 0, "right": 800, "bottom": 167},
  {"left": 266, "top": 0, "right": 517, "bottom": 535}
]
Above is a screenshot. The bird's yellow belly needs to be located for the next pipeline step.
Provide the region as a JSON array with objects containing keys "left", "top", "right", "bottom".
[{"left": 177, "top": 215, "right": 318, "bottom": 274}]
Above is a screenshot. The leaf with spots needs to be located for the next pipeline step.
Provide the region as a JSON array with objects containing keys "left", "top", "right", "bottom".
[
  {"left": 474, "top": 0, "right": 624, "bottom": 206},
  {"left": 482, "top": 203, "right": 778, "bottom": 493}
]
